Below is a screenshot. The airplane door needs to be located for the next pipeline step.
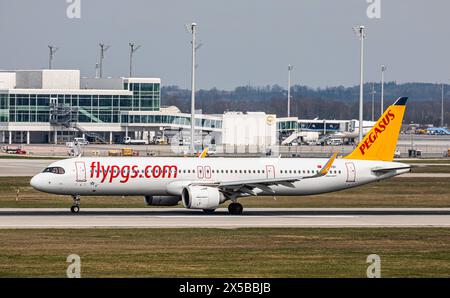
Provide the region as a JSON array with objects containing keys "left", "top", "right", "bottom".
[
  {"left": 197, "top": 166, "right": 204, "bottom": 179},
  {"left": 75, "top": 161, "right": 87, "bottom": 182},
  {"left": 266, "top": 165, "right": 275, "bottom": 179},
  {"left": 345, "top": 162, "right": 356, "bottom": 182},
  {"left": 204, "top": 166, "right": 211, "bottom": 179}
]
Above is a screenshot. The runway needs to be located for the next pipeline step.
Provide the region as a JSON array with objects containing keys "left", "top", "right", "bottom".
[
  {"left": 0, "top": 208, "right": 449, "bottom": 228},
  {"left": 0, "top": 159, "right": 55, "bottom": 176}
]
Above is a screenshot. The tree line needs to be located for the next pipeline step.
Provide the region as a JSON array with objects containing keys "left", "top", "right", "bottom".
[{"left": 162, "top": 82, "right": 449, "bottom": 126}]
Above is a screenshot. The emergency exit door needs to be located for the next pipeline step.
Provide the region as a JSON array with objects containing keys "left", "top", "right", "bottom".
[
  {"left": 345, "top": 162, "right": 356, "bottom": 182},
  {"left": 75, "top": 162, "right": 87, "bottom": 182},
  {"left": 266, "top": 165, "right": 275, "bottom": 179}
]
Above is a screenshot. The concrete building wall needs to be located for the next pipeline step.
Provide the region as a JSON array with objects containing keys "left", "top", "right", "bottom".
[
  {"left": 15, "top": 71, "right": 43, "bottom": 89},
  {"left": 42, "top": 70, "right": 80, "bottom": 89},
  {"left": 0, "top": 73, "right": 16, "bottom": 89},
  {"left": 80, "top": 77, "right": 123, "bottom": 90},
  {"left": 222, "top": 112, "right": 277, "bottom": 146},
  {"left": 15, "top": 70, "right": 80, "bottom": 89}
]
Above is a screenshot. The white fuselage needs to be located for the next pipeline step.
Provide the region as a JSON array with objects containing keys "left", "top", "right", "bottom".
[{"left": 30, "top": 157, "right": 409, "bottom": 198}]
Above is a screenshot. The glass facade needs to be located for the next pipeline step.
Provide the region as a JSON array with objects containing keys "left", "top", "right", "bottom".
[
  {"left": 124, "top": 81, "right": 160, "bottom": 111},
  {"left": 120, "top": 114, "right": 222, "bottom": 130},
  {"left": 1, "top": 80, "right": 161, "bottom": 124},
  {"left": 0, "top": 93, "right": 8, "bottom": 122},
  {"left": 299, "top": 122, "right": 340, "bottom": 131},
  {"left": 277, "top": 120, "right": 298, "bottom": 131}
]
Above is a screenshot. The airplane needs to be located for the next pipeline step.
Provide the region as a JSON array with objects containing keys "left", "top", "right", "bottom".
[{"left": 30, "top": 97, "right": 411, "bottom": 215}]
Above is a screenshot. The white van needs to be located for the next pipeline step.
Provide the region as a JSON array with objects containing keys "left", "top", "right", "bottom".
[
  {"left": 327, "top": 138, "right": 343, "bottom": 146},
  {"left": 74, "top": 138, "right": 89, "bottom": 145}
]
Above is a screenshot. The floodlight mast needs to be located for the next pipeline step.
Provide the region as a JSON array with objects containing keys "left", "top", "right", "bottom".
[
  {"left": 129, "top": 42, "right": 142, "bottom": 77},
  {"left": 186, "top": 23, "right": 197, "bottom": 154},
  {"left": 48, "top": 45, "right": 59, "bottom": 69},
  {"left": 287, "top": 65, "right": 293, "bottom": 117},
  {"left": 371, "top": 82, "right": 376, "bottom": 121},
  {"left": 442, "top": 83, "right": 445, "bottom": 127},
  {"left": 381, "top": 65, "right": 387, "bottom": 116},
  {"left": 99, "top": 43, "right": 111, "bottom": 78},
  {"left": 354, "top": 25, "right": 366, "bottom": 143}
]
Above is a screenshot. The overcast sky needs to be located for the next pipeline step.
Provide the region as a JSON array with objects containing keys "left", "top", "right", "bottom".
[{"left": 0, "top": 0, "right": 449, "bottom": 89}]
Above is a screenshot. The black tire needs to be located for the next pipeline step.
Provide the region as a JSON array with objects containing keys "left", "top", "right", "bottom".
[
  {"left": 228, "top": 203, "right": 243, "bottom": 215},
  {"left": 70, "top": 206, "right": 80, "bottom": 213},
  {"left": 202, "top": 209, "right": 216, "bottom": 214}
]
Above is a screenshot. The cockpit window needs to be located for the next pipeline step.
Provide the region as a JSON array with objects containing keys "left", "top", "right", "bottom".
[{"left": 43, "top": 167, "right": 65, "bottom": 174}]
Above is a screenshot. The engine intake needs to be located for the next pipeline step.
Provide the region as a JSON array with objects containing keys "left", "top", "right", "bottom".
[
  {"left": 144, "top": 195, "right": 180, "bottom": 206},
  {"left": 182, "top": 186, "right": 225, "bottom": 210}
]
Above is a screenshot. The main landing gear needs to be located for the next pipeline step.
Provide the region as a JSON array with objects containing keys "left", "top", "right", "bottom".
[
  {"left": 70, "top": 195, "right": 80, "bottom": 214},
  {"left": 228, "top": 202, "right": 243, "bottom": 215}
]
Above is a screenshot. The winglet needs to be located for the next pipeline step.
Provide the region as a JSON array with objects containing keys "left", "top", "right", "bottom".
[
  {"left": 319, "top": 153, "right": 337, "bottom": 175},
  {"left": 198, "top": 147, "right": 209, "bottom": 158},
  {"left": 393, "top": 96, "right": 408, "bottom": 106}
]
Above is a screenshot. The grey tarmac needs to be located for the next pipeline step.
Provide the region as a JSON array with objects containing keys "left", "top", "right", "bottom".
[{"left": 0, "top": 208, "right": 449, "bottom": 228}]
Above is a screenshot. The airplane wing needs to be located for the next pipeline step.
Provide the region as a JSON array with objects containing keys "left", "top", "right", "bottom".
[{"left": 191, "top": 153, "right": 338, "bottom": 197}]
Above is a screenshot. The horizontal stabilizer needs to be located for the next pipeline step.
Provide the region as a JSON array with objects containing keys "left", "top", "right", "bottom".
[{"left": 371, "top": 166, "right": 411, "bottom": 173}]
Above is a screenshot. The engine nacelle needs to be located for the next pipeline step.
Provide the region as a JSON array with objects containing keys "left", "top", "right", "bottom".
[
  {"left": 181, "top": 186, "right": 226, "bottom": 210},
  {"left": 144, "top": 195, "right": 180, "bottom": 206}
]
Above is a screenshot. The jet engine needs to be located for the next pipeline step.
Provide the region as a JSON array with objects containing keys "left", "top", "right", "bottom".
[
  {"left": 144, "top": 195, "right": 180, "bottom": 206},
  {"left": 181, "top": 186, "right": 226, "bottom": 210}
]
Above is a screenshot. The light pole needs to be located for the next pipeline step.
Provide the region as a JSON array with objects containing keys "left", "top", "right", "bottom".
[
  {"left": 381, "top": 65, "right": 386, "bottom": 116},
  {"left": 442, "top": 83, "right": 445, "bottom": 127},
  {"left": 48, "top": 45, "right": 59, "bottom": 69},
  {"left": 371, "top": 82, "right": 376, "bottom": 121},
  {"left": 354, "top": 25, "right": 366, "bottom": 143},
  {"left": 186, "top": 23, "right": 197, "bottom": 154},
  {"left": 129, "top": 42, "right": 141, "bottom": 77},
  {"left": 287, "top": 65, "right": 293, "bottom": 117},
  {"left": 98, "top": 43, "right": 111, "bottom": 78}
]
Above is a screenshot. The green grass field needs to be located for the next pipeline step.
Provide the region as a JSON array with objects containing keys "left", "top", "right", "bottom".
[{"left": 0, "top": 228, "right": 449, "bottom": 277}]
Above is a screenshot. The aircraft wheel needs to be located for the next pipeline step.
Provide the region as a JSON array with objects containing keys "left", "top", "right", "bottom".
[
  {"left": 202, "top": 209, "right": 216, "bottom": 214},
  {"left": 228, "top": 203, "right": 243, "bottom": 215},
  {"left": 70, "top": 205, "right": 80, "bottom": 213}
]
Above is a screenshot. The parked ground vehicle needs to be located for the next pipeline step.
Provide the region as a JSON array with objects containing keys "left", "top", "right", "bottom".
[
  {"left": 2, "top": 146, "right": 26, "bottom": 154},
  {"left": 326, "top": 138, "right": 344, "bottom": 146},
  {"left": 73, "top": 138, "right": 89, "bottom": 145},
  {"left": 123, "top": 136, "right": 148, "bottom": 145},
  {"left": 153, "top": 136, "right": 166, "bottom": 144}
]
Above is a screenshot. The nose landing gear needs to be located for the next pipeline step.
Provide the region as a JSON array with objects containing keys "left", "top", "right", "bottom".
[
  {"left": 228, "top": 202, "right": 243, "bottom": 215},
  {"left": 71, "top": 195, "right": 80, "bottom": 213}
]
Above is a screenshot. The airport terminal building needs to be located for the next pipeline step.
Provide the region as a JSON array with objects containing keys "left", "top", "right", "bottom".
[
  {"left": 0, "top": 70, "right": 225, "bottom": 145},
  {"left": 0, "top": 69, "right": 355, "bottom": 147}
]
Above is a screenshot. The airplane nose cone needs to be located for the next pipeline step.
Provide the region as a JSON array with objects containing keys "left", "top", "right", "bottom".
[{"left": 30, "top": 174, "right": 44, "bottom": 191}]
